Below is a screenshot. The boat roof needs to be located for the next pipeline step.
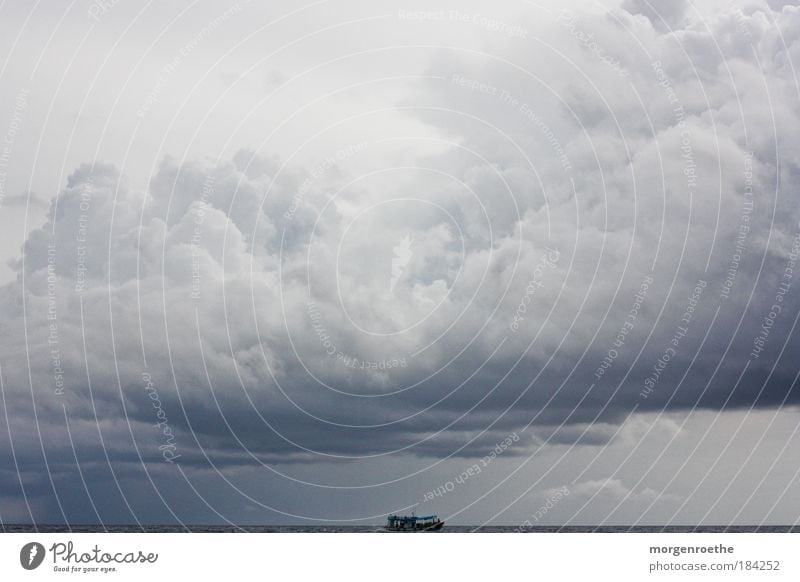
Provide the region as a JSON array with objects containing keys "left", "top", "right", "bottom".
[{"left": 388, "top": 514, "right": 438, "bottom": 520}]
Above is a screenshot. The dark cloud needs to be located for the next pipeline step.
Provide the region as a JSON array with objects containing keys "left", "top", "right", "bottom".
[{"left": 2, "top": 1, "right": 800, "bottom": 525}]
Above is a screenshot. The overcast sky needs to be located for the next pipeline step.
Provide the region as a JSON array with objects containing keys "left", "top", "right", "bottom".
[{"left": 1, "top": 0, "right": 799, "bottom": 527}]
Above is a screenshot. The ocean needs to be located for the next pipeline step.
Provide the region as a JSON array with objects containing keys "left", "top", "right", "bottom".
[{"left": 2, "top": 525, "right": 797, "bottom": 533}]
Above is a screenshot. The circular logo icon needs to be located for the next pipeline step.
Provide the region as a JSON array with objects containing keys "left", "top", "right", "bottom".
[{"left": 19, "top": 542, "right": 45, "bottom": 570}]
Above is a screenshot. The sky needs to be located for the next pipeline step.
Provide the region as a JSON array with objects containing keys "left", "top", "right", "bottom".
[{"left": 0, "top": 0, "right": 799, "bottom": 527}]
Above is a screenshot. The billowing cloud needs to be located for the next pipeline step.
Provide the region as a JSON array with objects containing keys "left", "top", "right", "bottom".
[
  {"left": 621, "top": 0, "right": 689, "bottom": 32},
  {"left": 1, "top": 0, "right": 799, "bottom": 525}
]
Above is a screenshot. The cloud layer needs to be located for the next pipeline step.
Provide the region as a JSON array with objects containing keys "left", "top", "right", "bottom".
[{"left": 1, "top": 0, "right": 799, "bottom": 525}]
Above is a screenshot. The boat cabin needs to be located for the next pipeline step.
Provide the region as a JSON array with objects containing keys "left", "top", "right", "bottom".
[{"left": 386, "top": 514, "right": 443, "bottom": 531}]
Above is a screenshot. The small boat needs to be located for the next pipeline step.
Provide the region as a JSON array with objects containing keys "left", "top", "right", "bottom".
[{"left": 385, "top": 514, "right": 444, "bottom": 532}]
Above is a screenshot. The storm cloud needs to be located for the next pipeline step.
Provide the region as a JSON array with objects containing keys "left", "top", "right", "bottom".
[{"left": 0, "top": 0, "right": 799, "bottom": 526}]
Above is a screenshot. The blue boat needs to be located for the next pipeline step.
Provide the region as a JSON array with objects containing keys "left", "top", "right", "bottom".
[{"left": 385, "top": 514, "right": 444, "bottom": 531}]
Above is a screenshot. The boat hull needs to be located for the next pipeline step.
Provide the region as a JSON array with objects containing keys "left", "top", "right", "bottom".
[{"left": 385, "top": 520, "right": 444, "bottom": 532}]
